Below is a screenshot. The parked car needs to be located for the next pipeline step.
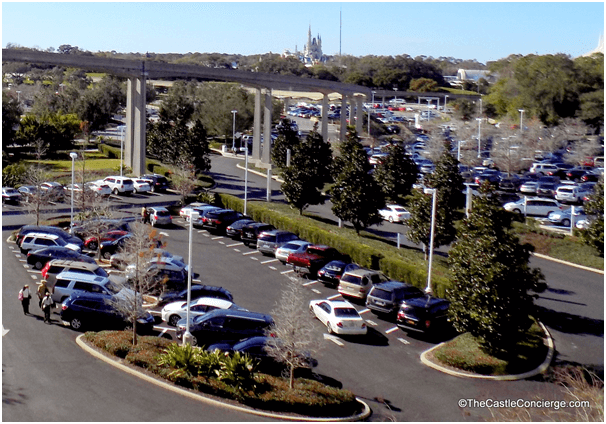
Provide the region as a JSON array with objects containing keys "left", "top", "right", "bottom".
[
  {"left": 555, "top": 185, "right": 590, "bottom": 204},
  {"left": 191, "top": 206, "right": 223, "bottom": 226},
  {"left": 286, "top": 245, "right": 342, "bottom": 278},
  {"left": 17, "top": 225, "right": 84, "bottom": 250},
  {"left": 156, "top": 285, "right": 234, "bottom": 307},
  {"left": 102, "top": 176, "right": 135, "bottom": 195},
  {"left": 225, "top": 218, "right": 255, "bottom": 240},
  {"left": 26, "top": 247, "right": 95, "bottom": 270},
  {"left": 475, "top": 169, "right": 501, "bottom": 187},
  {"left": 275, "top": 240, "right": 312, "bottom": 264},
  {"left": 126, "top": 260, "right": 188, "bottom": 293},
  {"left": 503, "top": 198, "right": 564, "bottom": 217},
  {"left": 133, "top": 179, "right": 151, "bottom": 194},
  {"left": 17, "top": 185, "right": 39, "bottom": 201},
  {"left": 110, "top": 248, "right": 183, "bottom": 271},
  {"left": 139, "top": 174, "right": 170, "bottom": 192},
  {"left": 547, "top": 207, "right": 586, "bottom": 227},
  {"left": 366, "top": 281, "right": 424, "bottom": 316},
  {"left": 41, "top": 259, "right": 108, "bottom": 287},
  {"left": 317, "top": 261, "right": 361, "bottom": 287},
  {"left": 519, "top": 181, "right": 539, "bottom": 194},
  {"left": 379, "top": 204, "right": 411, "bottom": 223},
  {"left": 83, "top": 230, "right": 129, "bottom": 251},
  {"left": 241, "top": 222, "right": 275, "bottom": 247},
  {"left": 20, "top": 232, "right": 82, "bottom": 254},
  {"left": 498, "top": 176, "right": 522, "bottom": 192},
  {"left": 60, "top": 292, "right": 155, "bottom": 333},
  {"left": 338, "top": 268, "right": 389, "bottom": 301},
  {"left": 148, "top": 206, "right": 172, "bottom": 227},
  {"left": 40, "top": 182, "right": 64, "bottom": 201},
  {"left": 529, "top": 163, "right": 559, "bottom": 176},
  {"left": 51, "top": 271, "right": 122, "bottom": 303},
  {"left": 536, "top": 182, "right": 558, "bottom": 198},
  {"left": 161, "top": 297, "right": 244, "bottom": 327},
  {"left": 2, "top": 187, "right": 22, "bottom": 204},
  {"left": 308, "top": 299, "right": 367, "bottom": 336},
  {"left": 179, "top": 202, "right": 208, "bottom": 219},
  {"left": 71, "top": 218, "right": 135, "bottom": 240},
  {"left": 175, "top": 309, "right": 274, "bottom": 347},
  {"left": 566, "top": 166, "right": 594, "bottom": 182},
  {"left": 257, "top": 230, "right": 299, "bottom": 256},
  {"left": 201, "top": 209, "right": 245, "bottom": 234},
  {"left": 86, "top": 181, "right": 112, "bottom": 197},
  {"left": 396, "top": 295, "right": 451, "bottom": 336}
]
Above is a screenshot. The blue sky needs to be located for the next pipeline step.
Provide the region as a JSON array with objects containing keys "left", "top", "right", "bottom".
[{"left": 2, "top": 2, "right": 604, "bottom": 64}]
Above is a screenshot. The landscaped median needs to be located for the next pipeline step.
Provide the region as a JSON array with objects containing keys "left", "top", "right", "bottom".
[{"left": 78, "top": 331, "right": 371, "bottom": 421}]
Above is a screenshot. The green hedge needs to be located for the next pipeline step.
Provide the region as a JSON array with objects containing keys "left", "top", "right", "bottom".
[
  {"left": 98, "top": 144, "right": 121, "bottom": 159},
  {"left": 218, "top": 193, "right": 450, "bottom": 297}
]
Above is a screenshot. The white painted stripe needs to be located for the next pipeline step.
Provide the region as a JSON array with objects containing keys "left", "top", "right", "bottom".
[
  {"left": 261, "top": 258, "right": 279, "bottom": 264},
  {"left": 193, "top": 279, "right": 201, "bottom": 283},
  {"left": 26, "top": 269, "right": 40, "bottom": 274},
  {"left": 218, "top": 241, "right": 225, "bottom": 245},
  {"left": 268, "top": 266, "right": 277, "bottom": 271},
  {"left": 365, "top": 320, "right": 378, "bottom": 326},
  {"left": 30, "top": 275, "right": 37, "bottom": 280},
  {"left": 358, "top": 308, "right": 371, "bottom": 314},
  {"left": 302, "top": 280, "right": 318, "bottom": 286},
  {"left": 385, "top": 327, "right": 400, "bottom": 334},
  {"left": 242, "top": 250, "right": 259, "bottom": 256},
  {"left": 327, "top": 294, "right": 342, "bottom": 300},
  {"left": 323, "top": 334, "right": 344, "bottom": 346},
  {"left": 311, "top": 289, "right": 321, "bottom": 294},
  {"left": 397, "top": 337, "right": 410, "bottom": 345},
  {"left": 250, "top": 257, "right": 259, "bottom": 261},
  {"left": 203, "top": 233, "right": 210, "bottom": 237},
  {"left": 280, "top": 269, "right": 295, "bottom": 275},
  {"left": 211, "top": 236, "right": 223, "bottom": 240},
  {"left": 226, "top": 242, "right": 243, "bottom": 247},
  {"left": 18, "top": 259, "right": 26, "bottom": 262},
  {"left": 233, "top": 249, "right": 241, "bottom": 252},
  {"left": 22, "top": 264, "right": 29, "bottom": 268},
  {"left": 159, "top": 232, "right": 169, "bottom": 237}
]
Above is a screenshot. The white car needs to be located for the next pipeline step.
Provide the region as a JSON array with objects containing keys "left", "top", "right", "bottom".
[
  {"left": 379, "top": 204, "right": 411, "bottom": 223},
  {"left": 554, "top": 186, "right": 590, "bottom": 203},
  {"left": 133, "top": 179, "right": 151, "bottom": 194},
  {"left": 87, "top": 181, "right": 112, "bottom": 197},
  {"left": 503, "top": 197, "right": 564, "bottom": 217},
  {"left": 179, "top": 203, "right": 208, "bottom": 219},
  {"left": 161, "top": 297, "right": 243, "bottom": 327},
  {"left": 308, "top": 299, "right": 367, "bottom": 336},
  {"left": 519, "top": 181, "right": 539, "bottom": 194},
  {"left": 275, "top": 240, "right": 312, "bottom": 264}
]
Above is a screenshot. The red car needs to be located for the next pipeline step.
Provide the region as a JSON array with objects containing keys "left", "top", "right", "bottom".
[{"left": 84, "top": 230, "right": 129, "bottom": 250}]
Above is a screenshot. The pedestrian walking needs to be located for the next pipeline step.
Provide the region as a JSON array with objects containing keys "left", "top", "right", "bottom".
[
  {"left": 18, "top": 284, "right": 32, "bottom": 315},
  {"left": 41, "top": 292, "right": 54, "bottom": 324},
  {"left": 141, "top": 206, "right": 149, "bottom": 224},
  {"left": 37, "top": 280, "right": 49, "bottom": 308}
]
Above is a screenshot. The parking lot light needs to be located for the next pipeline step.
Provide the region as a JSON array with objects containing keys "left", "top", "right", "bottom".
[
  {"left": 183, "top": 210, "right": 199, "bottom": 346},
  {"left": 69, "top": 152, "right": 78, "bottom": 232},
  {"left": 423, "top": 188, "right": 437, "bottom": 294},
  {"left": 231, "top": 110, "right": 237, "bottom": 152}
]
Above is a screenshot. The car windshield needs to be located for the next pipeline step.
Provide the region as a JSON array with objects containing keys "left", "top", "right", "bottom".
[
  {"left": 334, "top": 307, "right": 359, "bottom": 318},
  {"left": 392, "top": 207, "right": 406, "bottom": 212},
  {"left": 105, "top": 281, "right": 121, "bottom": 294}
]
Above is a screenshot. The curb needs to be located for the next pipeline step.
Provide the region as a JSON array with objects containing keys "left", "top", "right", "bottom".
[
  {"left": 419, "top": 321, "right": 555, "bottom": 381},
  {"left": 76, "top": 335, "right": 371, "bottom": 422},
  {"left": 532, "top": 252, "right": 604, "bottom": 275}
]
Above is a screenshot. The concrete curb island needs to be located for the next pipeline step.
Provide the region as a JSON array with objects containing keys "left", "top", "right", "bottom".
[
  {"left": 76, "top": 335, "right": 372, "bottom": 422},
  {"left": 419, "top": 322, "right": 555, "bottom": 381}
]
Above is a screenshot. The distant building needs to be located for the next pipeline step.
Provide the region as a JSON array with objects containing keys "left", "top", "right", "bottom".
[{"left": 282, "top": 25, "right": 326, "bottom": 66}]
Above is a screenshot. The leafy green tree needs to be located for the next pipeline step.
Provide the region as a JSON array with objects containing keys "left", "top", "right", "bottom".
[
  {"left": 373, "top": 144, "right": 418, "bottom": 205},
  {"left": 2, "top": 162, "right": 29, "bottom": 187},
  {"left": 16, "top": 113, "right": 80, "bottom": 154},
  {"left": 281, "top": 124, "right": 332, "bottom": 214},
  {"left": 158, "top": 80, "right": 195, "bottom": 124},
  {"left": 2, "top": 92, "right": 22, "bottom": 148},
  {"left": 447, "top": 183, "right": 545, "bottom": 355},
  {"left": 331, "top": 127, "right": 384, "bottom": 234},
  {"left": 409, "top": 78, "right": 438, "bottom": 92},
  {"left": 573, "top": 53, "right": 604, "bottom": 131},
  {"left": 580, "top": 179, "right": 604, "bottom": 256},
  {"left": 271, "top": 119, "right": 301, "bottom": 169},
  {"left": 451, "top": 99, "right": 477, "bottom": 122},
  {"left": 75, "top": 76, "right": 125, "bottom": 131}
]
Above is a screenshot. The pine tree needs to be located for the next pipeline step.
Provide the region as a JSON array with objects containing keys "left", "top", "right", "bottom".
[
  {"left": 374, "top": 143, "right": 418, "bottom": 205},
  {"left": 331, "top": 126, "right": 384, "bottom": 234},
  {"left": 580, "top": 179, "right": 604, "bottom": 256},
  {"left": 447, "top": 183, "right": 545, "bottom": 355}
]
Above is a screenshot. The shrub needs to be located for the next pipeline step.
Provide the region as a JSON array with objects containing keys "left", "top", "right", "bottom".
[
  {"left": 157, "top": 343, "right": 205, "bottom": 378},
  {"left": 215, "top": 351, "right": 259, "bottom": 392}
]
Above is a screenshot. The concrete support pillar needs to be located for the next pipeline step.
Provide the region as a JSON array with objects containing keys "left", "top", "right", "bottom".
[
  {"left": 321, "top": 94, "right": 329, "bottom": 142},
  {"left": 262, "top": 89, "right": 273, "bottom": 166},
  {"left": 125, "top": 75, "right": 146, "bottom": 176},
  {"left": 355, "top": 96, "right": 364, "bottom": 135},
  {"left": 339, "top": 94, "right": 347, "bottom": 142},
  {"left": 252, "top": 88, "right": 262, "bottom": 161}
]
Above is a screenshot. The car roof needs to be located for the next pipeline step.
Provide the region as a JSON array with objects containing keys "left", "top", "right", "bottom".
[
  {"left": 48, "top": 259, "right": 99, "bottom": 269},
  {"left": 403, "top": 295, "right": 449, "bottom": 307},
  {"left": 372, "top": 280, "right": 414, "bottom": 290},
  {"left": 23, "top": 232, "right": 60, "bottom": 239},
  {"left": 149, "top": 206, "right": 168, "bottom": 212},
  {"left": 342, "top": 268, "right": 378, "bottom": 277},
  {"left": 198, "top": 308, "right": 272, "bottom": 321},
  {"left": 55, "top": 271, "right": 109, "bottom": 283},
  {"left": 321, "top": 299, "right": 355, "bottom": 308},
  {"left": 192, "top": 297, "right": 233, "bottom": 308}
]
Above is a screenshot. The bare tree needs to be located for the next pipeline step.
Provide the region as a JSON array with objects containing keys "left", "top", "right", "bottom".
[
  {"left": 22, "top": 139, "right": 52, "bottom": 225},
  {"left": 73, "top": 194, "right": 114, "bottom": 258},
  {"left": 264, "top": 275, "right": 320, "bottom": 389},
  {"left": 171, "top": 158, "right": 198, "bottom": 205},
  {"left": 105, "top": 222, "right": 164, "bottom": 345}
]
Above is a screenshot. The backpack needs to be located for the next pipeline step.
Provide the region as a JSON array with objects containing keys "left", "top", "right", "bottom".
[{"left": 18, "top": 290, "right": 24, "bottom": 301}]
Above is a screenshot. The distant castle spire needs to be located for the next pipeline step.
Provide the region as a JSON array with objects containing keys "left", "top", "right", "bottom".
[{"left": 582, "top": 34, "right": 604, "bottom": 57}]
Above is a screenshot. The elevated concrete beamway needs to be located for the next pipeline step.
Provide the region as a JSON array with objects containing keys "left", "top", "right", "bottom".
[{"left": 3, "top": 49, "right": 371, "bottom": 174}]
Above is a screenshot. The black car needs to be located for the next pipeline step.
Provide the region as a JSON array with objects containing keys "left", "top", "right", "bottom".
[
  {"left": 396, "top": 295, "right": 451, "bottom": 336},
  {"left": 27, "top": 247, "right": 95, "bottom": 270},
  {"left": 2, "top": 187, "right": 22, "bottom": 204},
  {"left": 366, "top": 281, "right": 424, "bottom": 316},
  {"left": 536, "top": 182, "right": 557, "bottom": 198},
  {"left": 60, "top": 292, "right": 155, "bottom": 333},
  {"left": 176, "top": 309, "right": 274, "bottom": 347},
  {"left": 201, "top": 209, "right": 245, "bottom": 234},
  {"left": 17, "top": 225, "right": 84, "bottom": 250},
  {"left": 157, "top": 284, "right": 234, "bottom": 306},
  {"left": 71, "top": 218, "right": 135, "bottom": 240},
  {"left": 566, "top": 167, "right": 594, "bottom": 182},
  {"left": 498, "top": 175, "right": 522, "bottom": 192},
  {"left": 240, "top": 222, "right": 275, "bottom": 247},
  {"left": 139, "top": 174, "right": 170, "bottom": 192},
  {"left": 225, "top": 218, "right": 255, "bottom": 240},
  {"left": 317, "top": 261, "right": 360, "bottom": 287},
  {"left": 100, "top": 234, "right": 131, "bottom": 259},
  {"left": 475, "top": 170, "right": 501, "bottom": 187}
]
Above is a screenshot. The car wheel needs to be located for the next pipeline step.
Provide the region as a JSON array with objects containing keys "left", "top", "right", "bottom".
[
  {"left": 327, "top": 322, "right": 334, "bottom": 334},
  {"left": 512, "top": 208, "right": 522, "bottom": 214},
  {"left": 388, "top": 216, "right": 394, "bottom": 223},
  {"left": 34, "top": 261, "right": 44, "bottom": 270},
  {"left": 88, "top": 241, "right": 98, "bottom": 251},
  {"left": 113, "top": 188, "right": 119, "bottom": 195},
  {"left": 103, "top": 251, "right": 112, "bottom": 260},
  {"left": 70, "top": 318, "right": 83, "bottom": 330},
  {"left": 562, "top": 219, "right": 570, "bottom": 227},
  {"left": 191, "top": 336, "right": 198, "bottom": 347},
  {"left": 150, "top": 185, "right": 156, "bottom": 193},
  {"left": 309, "top": 305, "right": 315, "bottom": 316},
  {"left": 168, "top": 315, "right": 181, "bottom": 327}
]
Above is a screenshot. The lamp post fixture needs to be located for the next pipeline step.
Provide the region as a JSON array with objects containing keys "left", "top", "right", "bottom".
[
  {"left": 118, "top": 125, "right": 125, "bottom": 176},
  {"left": 444, "top": 94, "right": 448, "bottom": 110},
  {"left": 423, "top": 188, "right": 437, "bottom": 294},
  {"left": 231, "top": 110, "right": 238, "bottom": 152},
  {"left": 518, "top": 109, "right": 525, "bottom": 134},
  {"left": 16, "top": 90, "right": 21, "bottom": 103},
  {"left": 368, "top": 91, "right": 376, "bottom": 138},
  {"left": 183, "top": 210, "right": 199, "bottom": 346},
  {"left": 69, "top": 152, "right": 78, "bottom": 232},
  {"left": 476, "top": 117, "right": 482, "bottom": 158},
  {"left": 244, "top": 147, "right": 249, "bottom": 215}
]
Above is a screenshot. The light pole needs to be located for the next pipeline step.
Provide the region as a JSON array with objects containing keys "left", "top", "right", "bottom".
[
  {"left": 118, "top": 125, "right": 125, "bottom": 177},
  {"left": 16, "top": 90, "right": 21, "bottom": 103},
  {"left": 244, "top": 147, "right": 249, "bottom": 215},
  {"left": 518, "top": 109, "right": 525, "bottom": 134},
  {"left": 476, "top": 117, "right": 482, "bottom": 158},
  {"left": 69, "top": 152, "right": 78, "bottom": 232},
  {"left": 231, "top": 110, "right": 238, "bottom": 152},
  {"left": 368, "top": 91, "right": 376, "bottom": 138},
  {"left": 183, "top": 210, "right": 199, "bottom": 346},
  {"left": 423, "top": 188, "right": 437, "bottom": 294},
  {"left": 443, "top": 95, "right": 448, "bottom": 111}
]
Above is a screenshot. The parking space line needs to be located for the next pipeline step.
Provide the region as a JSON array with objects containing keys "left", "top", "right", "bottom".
[
  {"left": 242, "top": 250, "right": 259, "bottom": 256},
  {"left": 26, "top": 269, "right": 40, "bottom": 274},
  {"left": 193, "top": 279, "right": 201, "bottom": 283},
  {"left": 233, "top": 249, "right": 241, "bottom": 252},
  {"left": 202, "top": 233, "right": 210, "bottom": 237},
  {"left": 18, "top": 258, "right": 26, "bottom": 262},
  {"left": 211, "top": 236, "right": 223, "bottom": 240},
  {"left": 268, "top": 266, "right": 277, "bottom": 271},
  {"left": 22, "top": 264, "right": 29, "bottom": 268},
  {"left": 280, "top": 269, "right": 294, "bottom": 274},
  {"left": 250, "top": 257, "right": 259, "bottom": 261},
  {"left": 30, "top": 275, "right": 37, "bottom": 280},
  {"left": 385, "top": 327, "right": 399, "bottom": 334},
  {"left": 358, "top": 308, "right": 370, "bottom": 314},
  {"left": 226, "top": 242, "right": 243, "bottom": 247},
  {"left": 327, "top": 294, "right": 342, "bottom": 300},
  {"left": 302, "top": 280, "right": 318, "bottom": 286},
  {"left": 218, "top": 241, "right": 225, "bottom": 245},
  {"left": 397, "top": 337, "right": 410, "bottom": 345},
  {"left": 159, "top": 232, "right": 169, "bottom": 237},
  {"left": 261, "top": 258, "right": 279, "bottom": 264},
  {"left": 365, "top": 320, "right": 378, "bottom": 326},
  {"left": 324, "top": 334, "right": 344, "bottom": 346},
  {"left": 311, "top": 288, "right": 322, "bottom": 294}
]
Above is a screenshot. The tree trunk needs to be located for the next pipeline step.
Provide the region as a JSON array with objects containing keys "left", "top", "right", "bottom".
[{"left": 289, "top": 365, "right": 294, "bottom": 389}]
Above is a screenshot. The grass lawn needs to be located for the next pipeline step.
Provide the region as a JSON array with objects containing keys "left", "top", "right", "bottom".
[{"left": 431, "top": 321, "right": 548, "bottom": 376}]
